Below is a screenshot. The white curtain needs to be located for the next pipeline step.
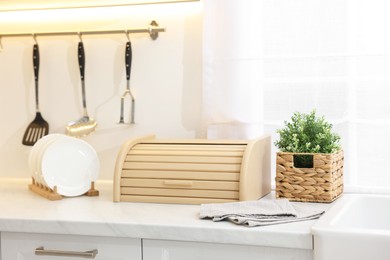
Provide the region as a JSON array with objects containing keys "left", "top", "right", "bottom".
[{"left": 203, "top": 0, "right": 390, "bottom": 193}]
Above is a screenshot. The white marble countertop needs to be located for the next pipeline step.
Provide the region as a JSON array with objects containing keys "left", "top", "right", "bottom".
[{"left": 0, "top": 178, "right": 330, "bottom": 250}]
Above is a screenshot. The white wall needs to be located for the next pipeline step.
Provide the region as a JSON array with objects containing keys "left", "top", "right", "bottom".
[{"left": 0, "top": 2, "right": 203, "bottom": 179}]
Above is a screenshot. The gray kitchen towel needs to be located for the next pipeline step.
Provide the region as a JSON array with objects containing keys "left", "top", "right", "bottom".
[{"left": 200, "top": 197, "right": 325, "bottom": 227}]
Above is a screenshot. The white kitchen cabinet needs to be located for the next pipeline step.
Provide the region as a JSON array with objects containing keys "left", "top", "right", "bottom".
[
  {"left": 143, "top": 239, "right": 313, "bottom": 260},
  {"left": 1, "top": 232, "right": 141, "bottom": 260}
]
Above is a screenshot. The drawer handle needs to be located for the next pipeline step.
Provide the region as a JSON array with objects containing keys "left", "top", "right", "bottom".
[
  {"left": 35, "top": 246, "right": 98, "bottom": 258},
  {"left": 163, "top": 180, "right": 194, "bottom": 187}
]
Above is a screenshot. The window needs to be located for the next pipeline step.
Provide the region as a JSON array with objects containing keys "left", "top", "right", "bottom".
[{"left": 203, "top": 0, "right": 390, "bottom": 192}]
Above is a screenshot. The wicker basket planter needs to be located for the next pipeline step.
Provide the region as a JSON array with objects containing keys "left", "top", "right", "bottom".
[{"left": 275, "top": 150, "right": 344, "bottom": 203}]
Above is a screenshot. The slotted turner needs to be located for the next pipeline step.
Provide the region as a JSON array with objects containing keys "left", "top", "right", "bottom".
[{"left": 22, "top": 43, "right": 49, "bottom": 146}]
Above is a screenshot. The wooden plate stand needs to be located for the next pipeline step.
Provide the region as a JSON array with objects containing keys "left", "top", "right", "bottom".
[{"left": 28, "top": 177, "right": 99, "bottom": 201}]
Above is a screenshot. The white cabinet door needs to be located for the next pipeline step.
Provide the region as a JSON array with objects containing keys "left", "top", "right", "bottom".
[
  {"left": 1, "top": 232, "right": 141, "bottom": 260},
  {"left": 143, "top": 239, "right": 313, "bottom": 260}
]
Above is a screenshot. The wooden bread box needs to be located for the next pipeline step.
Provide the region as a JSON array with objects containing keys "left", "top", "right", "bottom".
[{"left": 113, "top": 135, "right": 271, "bottom": 204}]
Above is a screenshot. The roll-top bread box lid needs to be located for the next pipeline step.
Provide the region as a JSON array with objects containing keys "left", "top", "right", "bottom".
[{"left": 113, "top": 134, "right": 271, "bottom": 204}]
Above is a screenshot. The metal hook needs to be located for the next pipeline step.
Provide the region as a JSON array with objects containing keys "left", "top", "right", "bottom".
[
  {"left": 32, "top": 33, "right": 38, "bottom": 44},
  {"left": 78, "top": 31, "right": 83, "bottom": 42},
  {"left": 125, "top": 29, "right": 130, "bottom": 42}
]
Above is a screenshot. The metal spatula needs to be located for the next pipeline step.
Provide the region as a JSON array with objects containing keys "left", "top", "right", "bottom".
[
  {"left": 66, "top": 40, "right": 97, "bottom": 137},
  {"left": 22, "top": 43, "right": 49, "bottom": 146}
]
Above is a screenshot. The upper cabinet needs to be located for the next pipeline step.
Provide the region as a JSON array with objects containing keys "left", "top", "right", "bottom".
[{"left": 0, "top": 0, "right": 199, "bottom": 11}]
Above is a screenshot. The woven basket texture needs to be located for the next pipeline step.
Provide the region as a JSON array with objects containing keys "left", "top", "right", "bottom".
[{"left": 275, "top": 150, "right": 344, "bottom": 203}]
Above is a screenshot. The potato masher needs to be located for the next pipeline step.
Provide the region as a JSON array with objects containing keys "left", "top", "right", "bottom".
[{"left": 119, "top": 40, "right": 135, "bottom": 124}]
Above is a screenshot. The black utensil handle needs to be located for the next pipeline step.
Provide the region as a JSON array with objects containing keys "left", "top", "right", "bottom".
[
  {"left": 78, "top": 42, "right": 85, "bottom": 80},
  {"left": 125, "top": 41, "right": 132, "bottom": 80},
  {"left": 33, "top": 44, "right": 39, "bottom": 81}
]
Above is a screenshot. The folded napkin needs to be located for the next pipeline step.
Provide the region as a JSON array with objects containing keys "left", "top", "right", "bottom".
[{"left": 200, "top": 197, "right": 325, "bottom": 227}]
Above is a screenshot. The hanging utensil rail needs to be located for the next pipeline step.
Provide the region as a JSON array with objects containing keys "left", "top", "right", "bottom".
[{"left": 0, "top": 20, "right": 164, "bottom": 40}]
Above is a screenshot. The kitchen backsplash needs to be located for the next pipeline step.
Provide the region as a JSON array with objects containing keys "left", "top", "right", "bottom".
[{"left": 0, "top": 2, "right": 202, "bottom": 179}]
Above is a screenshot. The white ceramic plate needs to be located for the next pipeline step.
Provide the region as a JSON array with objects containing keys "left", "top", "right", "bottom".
[
  {"left": 41, "top": 137, "right": 99, "bottom": 197},
  {"left": 29, "top": 134, "right": 67, "bottom": 184},
  {"left": 35, "top": 134, "right": 71, "bottom": 186}
]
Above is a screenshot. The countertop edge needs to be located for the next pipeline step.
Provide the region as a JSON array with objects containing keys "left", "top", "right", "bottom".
[{"left": 0, "top": 178, "right": 318, "bottom": 250}]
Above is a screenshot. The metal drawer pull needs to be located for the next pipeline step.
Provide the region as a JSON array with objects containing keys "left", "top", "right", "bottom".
[{"left": 35, "top": 246, "right": 98, "bottom": 258}]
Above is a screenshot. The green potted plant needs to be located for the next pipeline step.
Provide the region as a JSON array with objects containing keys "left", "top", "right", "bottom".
[{"left": 274, "top": 110, "right": 344, "bottom": 203}]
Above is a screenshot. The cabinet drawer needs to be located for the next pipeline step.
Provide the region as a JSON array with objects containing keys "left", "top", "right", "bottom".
[
  {"left": 143, "top": 239, "right": 313, "bottom": 260},
  {"left": 1, "top": 232, "right": 141, "bottom": 260}
]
